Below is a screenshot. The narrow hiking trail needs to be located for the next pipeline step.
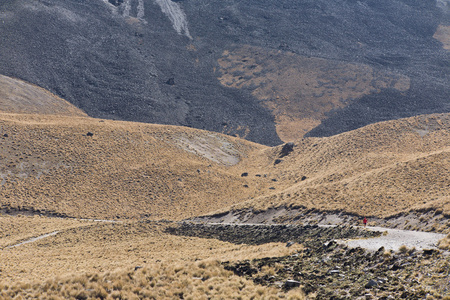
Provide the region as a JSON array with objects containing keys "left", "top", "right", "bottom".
[
  {"left": 1, "top": 217, "right": 122, "bottom": 249},
  {"left": 6, "top": 231, "right": 59, "bottom": 249}
]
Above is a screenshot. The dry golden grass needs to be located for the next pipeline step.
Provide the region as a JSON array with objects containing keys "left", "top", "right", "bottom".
[
  {"left": 438, "top": 233, "right": 450, "bottom": 250},
  {"left": 0, "top": 216, "right": 304, "bottom": 298},
  {"left": 434, "top": 25, "right": 450, "bottom": 50},
  {"left": 1, "top": 79, "right": 449, "bottom": 298},
  {"left": 1, "top": 111, "right": 449, "bottom": 221},
  {"left": 0, "top": 260, "right": 305, "bottom": 300},
  {"left": 0, "top": 112, "right": 267, "bottom": 220},
  {"left": 0, "top": 214, "right": 90, "bottom": 248},
  {"left": 0, "top": 75, "right": 86, "bottom": 117},
  {"left": 217, "top": 45, "right": 410, "bottom": 142},
  {"left": 227, "top": 113, "right": 450, "bottom": 218}
]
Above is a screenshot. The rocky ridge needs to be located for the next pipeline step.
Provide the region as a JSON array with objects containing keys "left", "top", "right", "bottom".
[{"left": 0, "top": 0, "right": 449, "bottom": 145}]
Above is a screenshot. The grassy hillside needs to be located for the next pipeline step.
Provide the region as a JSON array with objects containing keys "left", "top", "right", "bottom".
[
  {"left": 1, "top": 110, "right": 449, "bottom": 221},
  {"left": 0, "top": 112, "right": 272, "bottom": 220},
  {"left": 217, "top": 45, "right": 410, "bottom": 142},
  {"left": 227, "top": 113, "right": 450, "bottom": 218},
  {"left": 0, "top": 75, "right": 86, "bottom": 117}
]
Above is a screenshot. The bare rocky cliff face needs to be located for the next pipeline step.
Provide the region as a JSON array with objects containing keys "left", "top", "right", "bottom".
[{"left": 0, "top": 0, "right": 449, "bottom": 145}]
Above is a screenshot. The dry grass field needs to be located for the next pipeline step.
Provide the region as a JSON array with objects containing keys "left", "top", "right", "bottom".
[
  {"left": 439, "top": 233, "right": 450, "bottom": 250},
  {"left": 1, "top": 77, "right": 449, "bottom": 298},
  {"left": 0, "top": 216, "right": 304, "bottom": 299},
  {"left": 0, "top": 260, "right": 305, "bottom": 299},
  {"left": 5, "top": 111, "right": 447, "bottom": 222},
  {"left": 1, "top": 76, "right": 448, "bottom": 222},
  {"left": 0, "top": 112, "right": 271, "bottom": 220},
  {"left": 229, "top": 113, "right": 450, "bottom": 219}
]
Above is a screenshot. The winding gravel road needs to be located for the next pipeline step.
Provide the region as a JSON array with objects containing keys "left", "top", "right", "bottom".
[
  {"left": 338, "top": 226, "right": 446, "bottom": 252},
  {"left": 203, "top": 222, "right": 447, "bottom": 252},
  {"left": 4, "top": 221, "right": 447, "bottom": 253}
]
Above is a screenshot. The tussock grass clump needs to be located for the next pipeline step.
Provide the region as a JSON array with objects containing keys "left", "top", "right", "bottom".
[
  {"left": 2, "top": 260, "right": 305, "bottom": 299},
  {"left": 398, "top": 245, "right": 409, "bottom": 253},
  {"left": 438, "top": 233, "right": 450, "bottom": 250}
]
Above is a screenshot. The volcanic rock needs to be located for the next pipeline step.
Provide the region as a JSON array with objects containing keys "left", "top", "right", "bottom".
[{"left": 0, "top": 0, "right": 448, "bottom": 145}]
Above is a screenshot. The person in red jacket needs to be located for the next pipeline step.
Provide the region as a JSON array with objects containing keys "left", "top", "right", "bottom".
[{"left": 363, "top": 217, "right": 367, "bottom": 228}]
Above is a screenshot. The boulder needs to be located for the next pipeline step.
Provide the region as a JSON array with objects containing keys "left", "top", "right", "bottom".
[
  {"left": 365, "top": 279, "right": 378, "bottom": 288},
  {"left": 422, "top": 249, "right": 439, "bottom": 256},
  {"left": 279, "top": 142, "right": 295, "bottom": 158},
  {"left": 286, "top": 241, "right": 295, "bottom": 247},
  {"left": 284, "top": 279, "right": 301, "bottom": 288}
]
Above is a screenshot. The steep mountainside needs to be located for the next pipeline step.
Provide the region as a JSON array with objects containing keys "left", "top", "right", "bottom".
[{"left": 0, "top": 0, "right": 449, "bottom": 145}]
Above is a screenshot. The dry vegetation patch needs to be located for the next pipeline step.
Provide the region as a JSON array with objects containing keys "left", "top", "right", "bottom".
[
  {"left": 434, "top": 25, "right": 450, "bottom": 50},
  {"left": 217, "top": 45, "right": 410, "bottom": 141},
  {"left": 0, "top": 219, "right": 303, "bottom": 285},
  {"left": 0, "top": 100, "right": 449, "bottom": 298},
  {"left": 438, "top": 233, "right": 450, "bottom": 250},
  {"left": 227, "top": 114, "right": 450, "bottom": 218},
  {"left": 0, "top": 261, "right": 305, "bottom": 300},
  {"left": 0, "top": 219, "right": 306, "bottom": 299},
  {"left": 0, "top": 214, "right": 90, "bottom": 248},
  {"left": 0, "top": 113, "right": 266, "bottom": 220},
  {"left": 2, "top": 110, "right": 448, "bottom": 223}
]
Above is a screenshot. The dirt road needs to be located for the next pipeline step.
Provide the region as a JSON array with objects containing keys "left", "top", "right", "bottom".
[{"left": 339, "top": 226, "right": 446, "bottom": 251}]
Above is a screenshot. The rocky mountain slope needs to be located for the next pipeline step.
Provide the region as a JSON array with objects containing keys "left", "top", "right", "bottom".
[{"left": 1, "top": 0, "right": 449, "bottom": 145}]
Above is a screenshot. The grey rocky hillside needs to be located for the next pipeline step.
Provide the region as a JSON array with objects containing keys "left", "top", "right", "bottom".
[{"left": 0, "top": 0, "right": 449, "bottom": 145}]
